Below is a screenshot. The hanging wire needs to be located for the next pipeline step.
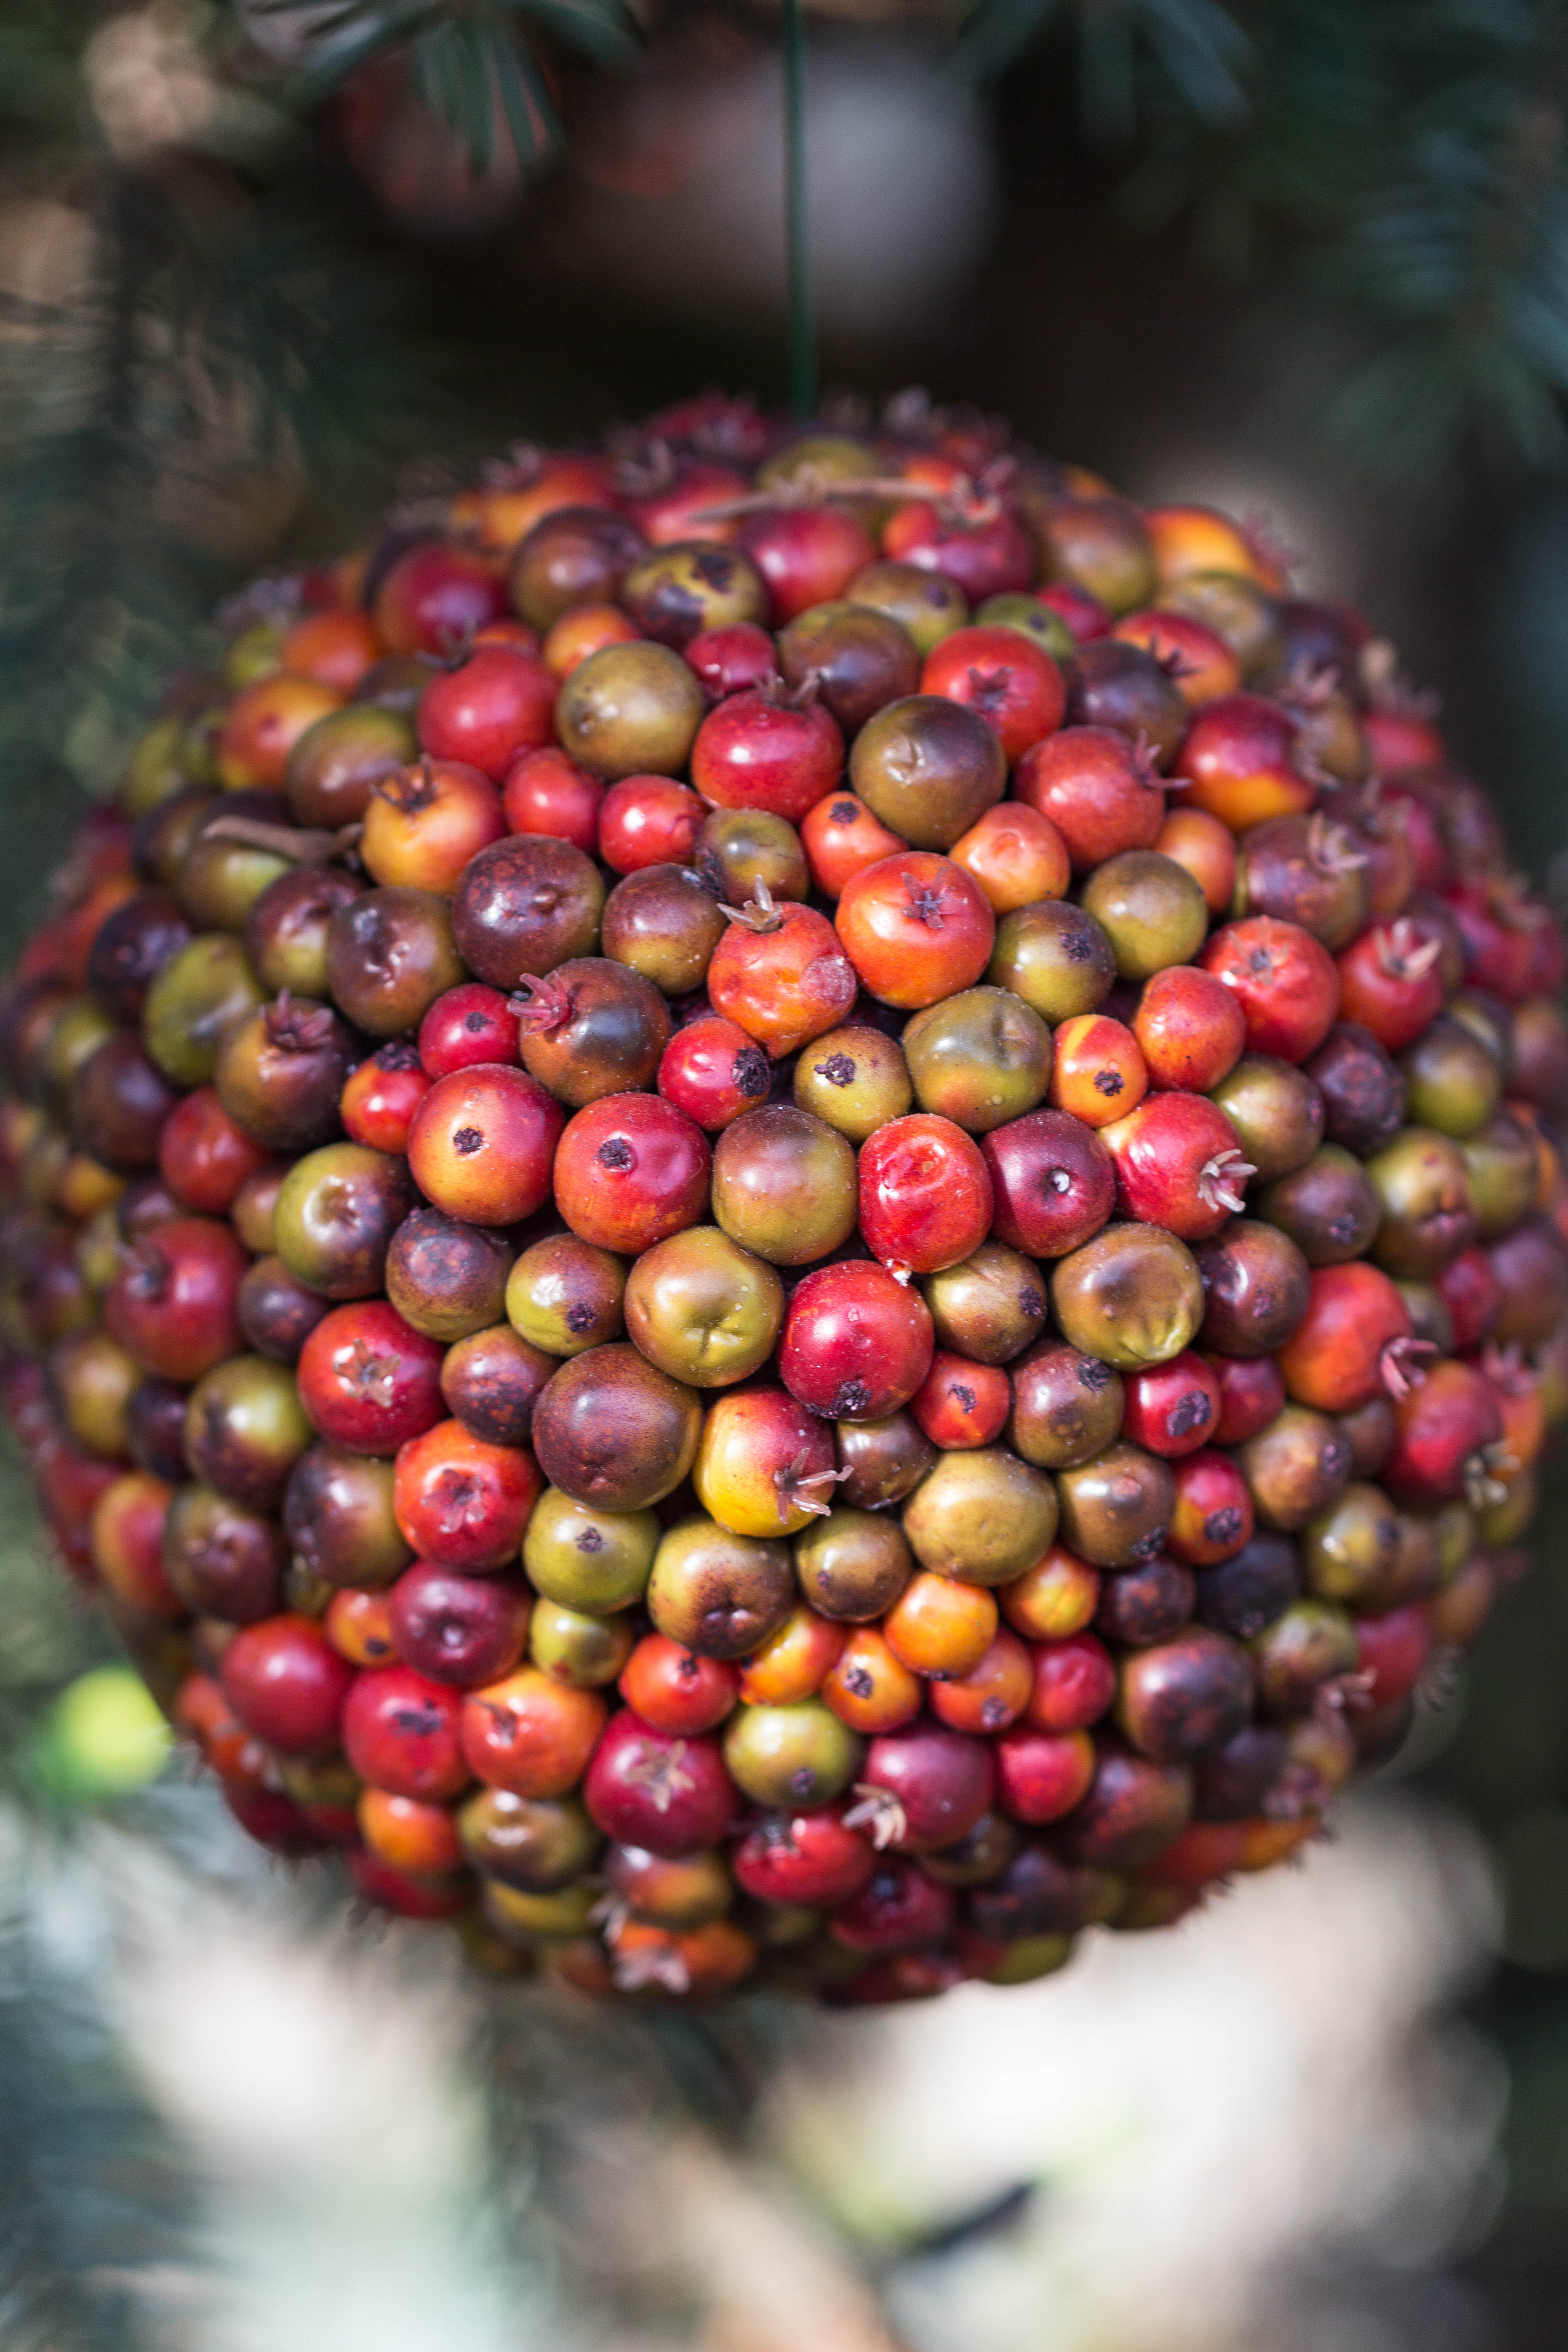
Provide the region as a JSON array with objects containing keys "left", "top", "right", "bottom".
[{"left": 781, "top": 0, "right": 817, "bottom": 420}]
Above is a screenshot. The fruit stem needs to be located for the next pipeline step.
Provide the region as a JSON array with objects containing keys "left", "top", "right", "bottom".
[
  {"left": 782, "top": 0, "right": 816, "bottom": 422},
  {"left": 202, "top": 815, "right": 363, "bottom": 866}
]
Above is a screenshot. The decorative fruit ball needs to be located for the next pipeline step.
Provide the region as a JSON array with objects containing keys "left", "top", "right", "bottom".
[{"left": 8, "top": 388, "right": 1564, "bottom": 2008}]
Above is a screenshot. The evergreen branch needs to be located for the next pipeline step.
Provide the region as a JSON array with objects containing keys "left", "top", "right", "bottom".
[
  {"left": 955, "top": 0, "right": 1252, "bottom": 126},
  {"left": 504, "top": 0, "right": 637, "bottom": 64}
]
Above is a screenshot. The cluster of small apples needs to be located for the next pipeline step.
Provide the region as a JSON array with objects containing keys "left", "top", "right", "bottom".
[{"left": 4, "top": 387, "right": 1565, "bottom": 2006}]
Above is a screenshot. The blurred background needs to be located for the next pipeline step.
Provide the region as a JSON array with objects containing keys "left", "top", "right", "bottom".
[{"left": 6, "top": 2, "right": 1568, "bottom": 2346}]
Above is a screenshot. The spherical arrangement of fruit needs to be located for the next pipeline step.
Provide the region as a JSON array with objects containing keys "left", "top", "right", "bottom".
[{"left": 6, "top": 389, "right": 1564, "bottom": 2005}]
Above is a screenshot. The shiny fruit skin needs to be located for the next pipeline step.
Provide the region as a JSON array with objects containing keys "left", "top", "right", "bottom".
[
  {"left": 581, "top": 1710, "right": 737, "bottom": 1857},
  {"left": 416, "top": 648, "right": 556, "bottom": 781},
  {"left": 362, "top": 755, "right": 507, "bottom": 895},
  {"left": 1014, "top": 725, "right": 1163, "bottom": 870},
  {"left": 711, "top": 1106, "right": 856, "bottom": 1269},
  {"left": 1049, "top": 1014, "right": 1146, "bottom": 1128},
  {"left": 948, "top": 801, "right": 1071, "bottom": 914},
  {"left": 657, "top": 1014, "right": 772, "bottom": 1133},
  {"left": 800, "top": 791, "right": 908, "bottom": 899},
  {"left": 406, "top": 1064, "right": 563, "bottom": 1227},
  {"left": 1051, "top": 1222, "right": 1206, "bottom": 1370},
  {"left": 389, "top": 1559, "right": 531, "bottom": 1688},
  {"left": 222, "top": 1614, "right": 353, "bottom": 1756},
  {"left": 375, "top": 540, "right": 506, "bottom": 657},
  {"left": 530, "top": 1343, "right": 701, "bottom": 1514},
  {"left": 514, "top": 958, "right": 670, "bottom": 1109},
  {"left": 449, "top": 836, "right": 604, "bottom": 992},
  {"left": 1101, "top": 1091, "right": 1252, "bottom": 1243},
  {"left": 689, "top": 688, "right": 844, "bottom": 821},
  {"left": 273, "top": 1143, "right": 413, "bottom": 1301},
  {"left": 707, "top": 900, "right": 857, "bottom": 1057},
  {"left": 820, "top": 1629, "right": 923, "bottom": 1733},
  {"left": 1123, "top": 1352, "right": 1223, "bottom": 1459},
  {"left": 1201, "top": 918, "right": 1341, "bottom": 1063},
  {"left": 981, "top": 1108, "right": 1115, "bottom": 1259},
  {"left": 911, "top": 1352, "right": 1011, "bottom": 1449},
  {"left": 993, "top": 1728, "right": 1097, "bottom": 1825},
  {"left": 105, "top": 1215, "right": 247, "bottom": 1382},
  {"left": 597, "top": 777, "right": 705, "bottom": 874},
  {"left": 858, "top": 1113, "right": 994, "bottom": 1276},
  {"left": 218, "top": 674, "right": 343, "bottom": 790},
  {"left": 837, "top": 852, "right": 996, "bottom": 1012},
  {"left": 1336, "top": 916, "right": 1448, "bottom": 1052},
  {"left": 685, "top": 621, "right": 779, "bottom": 702},
  {"left": 901, "top": 1444, "right": 1060, "bottom": 1586},
  {"left": 340, "top": 1043, "right": 430, "bottom": 1155},
  {"left": 919, "top": 626, "right": 1065, "bottom": 762},
  {"left": 556, "top": 641, "right": 706, "bottom": 782},
  {"left": 732, "top": 1806, "right": 874, "bottom": 1908},
  {"left": 736, "top": 506, "right": 878, "bottom": 624},
  {"left": 777, "top": 601, "right": 919, "bottom": 735},
  {"left": 691, "top": 1384, "right": 837, "bottom": 1537},
  {"left": 295, "top": 1298, "right": 445, "bottom": 1453},
  {"left": 503, "top": 747, "right": 604, "bottom": 854},
  {"left": 1171, "top": 693, "right": 1310, "bottom": 831},
  {"left": 849, "top": 695, "right": 1006, "bottom": 851},
  {"left": 392, "top": 1418, "right": 542, "bottom": 1571},
  {"left": 779, "top": 1260, "right": 934, "bottom": 1422},
  {"left": 1156, "top": 806, "right": 1237, "bottom": 914},
  {"left": 418, "top": 982, "right": 518, "bottom": 1080},
  {"left": 552, "top": 1093, "right": 711, "bottom": 1255},
  {"left": 157, "top": 1086, "right": 271, "bottom": 1213},
  {"left": 1134, "top": 965, "right": 1248, "bottom": 1093},
  {"left": 618, "top": 1634, "right": 739, "bottom": 1737},
  {"left": 1166, "top": 1449, "right": 1255, "bottom": 1565},
  {"left": 325, "top": 886, "right": 465, "bottom": 1037},
  {"left": 623, "top": 1224, "right": 784, "bottom": 1388}
]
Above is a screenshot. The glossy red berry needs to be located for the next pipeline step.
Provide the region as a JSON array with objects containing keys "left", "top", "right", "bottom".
[
  {"left": 857, "top": 1113, "right": 993, "bottom": 1276},
  {"left": 1123, "top": 1352, "right": 1223, "bottom": 1458},
  {"left": 736, "top": 507, "right": 877, "bottom": 623},
  {"left": 919, "top": 626, "right": 1065, "bottom": 762},
  {"left": 221, "top": 1614, "right": 353, "bottom": 1756},
  {"left": 296, "top": 1298, "right": 446, "bottom": 1453},
  {"left": 552, "top": 1093, "right": 711, "bottom": 1253},
  {"left": 911, "top": 1351, "right": 1011, "bottom": 1448},
  {"left": 501, "top": 746, "right": 604, "bottom": 853},
  {"left": 618, "top": 1634, "right": 739, "bottom": 1736},
  {"left": 779, "top": 1259, "right": 934, "bottom": 1421},
  {"left": 732, "top": 1805, "right": 874, "bottom": 1907},
  {"left": 835, "top": 852, "right": 995, "bottom": 1011},
  {"left": 582, "top": 1711, "right": 738, "bottom": 1857},
  {"left": 1133, "top": 965, "right": 1248, "bottom": 1093},
  {"left": 1202, "top": 917, "right": 1341, "bottom": 1063},
  {"left": 416, "top": 646, "right": 556, "bottom": 779},
  {"left": 690, "top": 684, "right": 844, "bottom": 821},
  {"left": 1276, "top": 1262, "right": 1420, "bottom": 1413},
  {"left": 598, "top": 776, "right": 705, "bottom": 874},
  {"left": 707, "top": 892, "right": 857, "bottom": 1056},
  {"left": 1015, "top": 726, "right": 1164, "bottom": 870},
  {"left": 1026, "top": 1630, "right": 1117, "bottom": 1732},
  {"left": 981, "top": 1108, "right": 1116, "bottom": 1258},
  {"left": 1335, "top": 916, "right": 1447, "bottom": 1051},
  {"left": 340, "top": 1042, "right": 430, "bottom": 1154},
  {"left": 343, "top": 1663, "right": 469, "bottom": 1799},
  {"left": 417, "top": 983, "right": 519, "bottom": 1078},
  {"left": 684, "top": 622, "right": 780, "bottom": 701},
  {"left": 1166, "top": 1449, "right": 1254, "bottom": 1565},
  {"left": 393, "top": 1418, "right": 542, "bottom": 1570},
  {"left": 656, "top": 1013, "right": 773, "bottom": 1131},
  {"left": 1101, "top": 1092, "right": 1254, "bottom": 1241}
]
